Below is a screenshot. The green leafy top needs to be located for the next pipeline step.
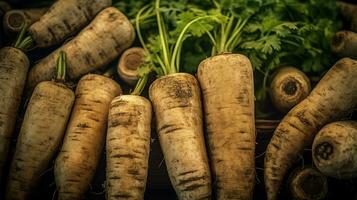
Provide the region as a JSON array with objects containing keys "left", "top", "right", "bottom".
[
  {"left": 135, "top": 0, "right": 219, "bottom": 77},
  {"left": 122, "top": 0, "right": 341, "bottom": 115},
  {"left": 169, "top": 0, "right": 341, "bottom": 116}
]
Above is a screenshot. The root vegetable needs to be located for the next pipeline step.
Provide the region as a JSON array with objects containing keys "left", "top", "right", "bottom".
[
  {"left": 27, "top": 7, "right": 135, "bottom": 94},
  {"left": 288, "top": 166, "right": 328, "bottom": 200},
  {"left": 3, "top": 8, "right": 47, "bottom": 36},
  {"left": 5, "top": 53, "right": 74, "bottom": 200},
  {"left": 54, "top": 74, "right": 121, "bottom": 200},
  {"left": 149, "top": 73, "right": 211, "bottom": 200},
  {"left": 337, "top": 1, "right": 357, "bottom": 32},
  {"left": 197, "top": 54, "right": 255, "bottom": 200},
  {"left": 312, "top": 121, "right": 357, "bottom": 179},
  {"left": 0, "top": 47, "right": 29, "bottom": 179},
  {"left": 265, "top": 57, "right": 357, "bottom": 200},
  {"left": 137, "top": 1, "right": 212, "bottom": 199},
  {"left": 117, "top": 47, "right": 146, "bottom": 86},
  {"left": 106, "top": 95, "right": 151, "bottom": 200},
  {"left": 331, "top": 30, "right": 357, "bottom": 59},
  {"left": 28, "top": 0, "right": 111, "bottom": 48},
  {"left": 270, "top": 67, "right": 311, "bottom": 113}
]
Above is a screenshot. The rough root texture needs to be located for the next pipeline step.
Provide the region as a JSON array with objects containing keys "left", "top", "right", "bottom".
[
  {"left": 27, "top": 7, "right": 135, "bottom": 93},
  {"left": 54, "top": 74, "right": 121, "bottom": 200},
  {"left": 0, "top": 47, "right": 29, "bottom": 179},
  {"left": 3, "top": 8, "right": 48, "bottom": 34},
  {"left": 198, "top": 54, "right": 256, "bottom": 200},
  {"left": 149, "top": 73, "right": 212, "bottom": 200},
  {"left": 264, "top": 58, "right": 357, "bottom": 200},
  {"left": 6, "top": 81, "right": 74, "bottom": 200},
  {"left": 270, "top": 67, "right": 311, "bottom": 113},
  {"left": 28, "top": 0, "right": 111, "bottom": 47},
  {"left": 331, "top": 31, "right": 357, "bottom": 59},
  {"left": 106, "top": 95, "right": 152, "bottom": 200},
  {"left": 312, "top": 121, "right": 357, "bottom": 179},
  {"left": 117, "top": 47, "right": 145, "bottom": 86}
]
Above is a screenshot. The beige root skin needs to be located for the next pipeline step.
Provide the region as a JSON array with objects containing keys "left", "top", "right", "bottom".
[
  {"left": 3, "top": 8, "right": 48, "bottom": 36},
  {"left": 117, "top": 47, "right": 146, "bottom": 86},
  {"left": 288, "top": 167, "right": 328, "bottom": 200},
  {"left": 270, "top": 67, "right": 311, "bottom": 113},
  {"left": 265, "top": 58, "right": 357, "bottom": 200},
  {"left": 0, "top": 47, "right": 29, "bottom": 179},
  {"left": 27, "top": 7, "right": 134, "bottom": 94},
  {"left": 28, "top": 0, "right": 111, "bottom": 48},
  {"left": 5, "top": 81, "right": 74, "bottom": 200},
  {"left": 149, "top": 73, "right": 211, "bottom": 200},
  {"left": 198, "top": 54, "right": 255, "bottom": 200},
  {"left": 106, "top": 95, "right": 152, "bottom": 200},
  {"left": 331, "top": 30, "right": 357, "bottom": 59},
  {"left": 337, "top": 1, "right": 357, "bottom": 32},
  {"left": 54, "top": 74, "right": 122, "bottom": 200},
  {"left": 312, "top": 121, "right": 357, "bottom": 179}
]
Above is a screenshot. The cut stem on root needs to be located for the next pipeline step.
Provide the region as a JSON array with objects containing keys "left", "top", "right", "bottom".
[{"left": 55, "top": 51, "right": 66, "bottom": 82}]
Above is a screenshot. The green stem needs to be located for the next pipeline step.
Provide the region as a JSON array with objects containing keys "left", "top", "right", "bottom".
[
  {"left": 225, "top": 17, "right": 250, "bottom": 53},
  {"left": 132, "top": 75, "right": 149, "bottom": 96},
  {"left": 18, "top": 36, "right": 34, "bottom": 50},
  {"left": 156, "top": 0, "right": 171, "bottom": 74},
  {"left": 55, "top": 51, "right": 66, "bottom": 82},
  {"left": 155, "top": 55, "right": 168, "bottom": 75},
  {"left": 219, "top": 22, "right": 226, "bottom": 53},
  {"left": 13, "top": 22, "right": 31, "bottom": 50},
  {"left": 170, "top": 15, "right": 213, "bottom": 72},
  {"left": 136, "top": 4, "right": 153, "bottom": 53}
]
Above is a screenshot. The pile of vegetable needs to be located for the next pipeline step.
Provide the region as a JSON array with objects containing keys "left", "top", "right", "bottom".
[{"left": 0, "top": 0, "right": 356, "bottom": 199}]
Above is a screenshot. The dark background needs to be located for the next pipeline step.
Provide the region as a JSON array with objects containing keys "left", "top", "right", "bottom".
[{"left": 1, "top": 0, "right": 357, "bottom": 199}]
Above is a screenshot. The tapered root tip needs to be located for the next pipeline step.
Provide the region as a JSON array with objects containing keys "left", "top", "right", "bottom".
[{"left": 314, "top": 142, "right": 334, "bottom": 161}]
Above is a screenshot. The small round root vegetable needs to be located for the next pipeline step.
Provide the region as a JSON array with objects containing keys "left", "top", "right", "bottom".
[
  {"left": 0, "top": 47, "right": 29, "bottom": 179},
  {"left": 28, "top": 0, "right": 111, "bottom": 48},
  {"left": 117, "top": 47, "right": 146, "bottom": 86},
  {"left": 312, "top": 121, "right": 357, "bottom": 179},
  {"left": 265, "top": 58, "right": 357, "bottom": 200},
  {"left": 106, "top": 95, "right": 151, "bottom": 200},
  {"left": 3, "top": 8, "right": 48, "bottom": 36},
  {"left": 5, "top": 81, "right": 74, "bottom": 200},
  {"left": 337, "top": 1, "right": 357, "bottom": 32},
  {"left": 27, "top": 7, "right": 135, "bottom": 93},
  {"left": 54, "top": 74, "right": 122, "bottom": 200},
  {"left": 288, "top": 166, "right": 328, "bottom": 200},
  {"left": 270, "top": 67, "right": 311, "bottom": 113},
  {"left": 331, "top": 30, "right": 357, "bottom": 59},
  {"left": 149, "top": 73, "right": 211, "bottom": 200},
  {"left": 197, "top": 54, "right": 255, "bottom": 200}
]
